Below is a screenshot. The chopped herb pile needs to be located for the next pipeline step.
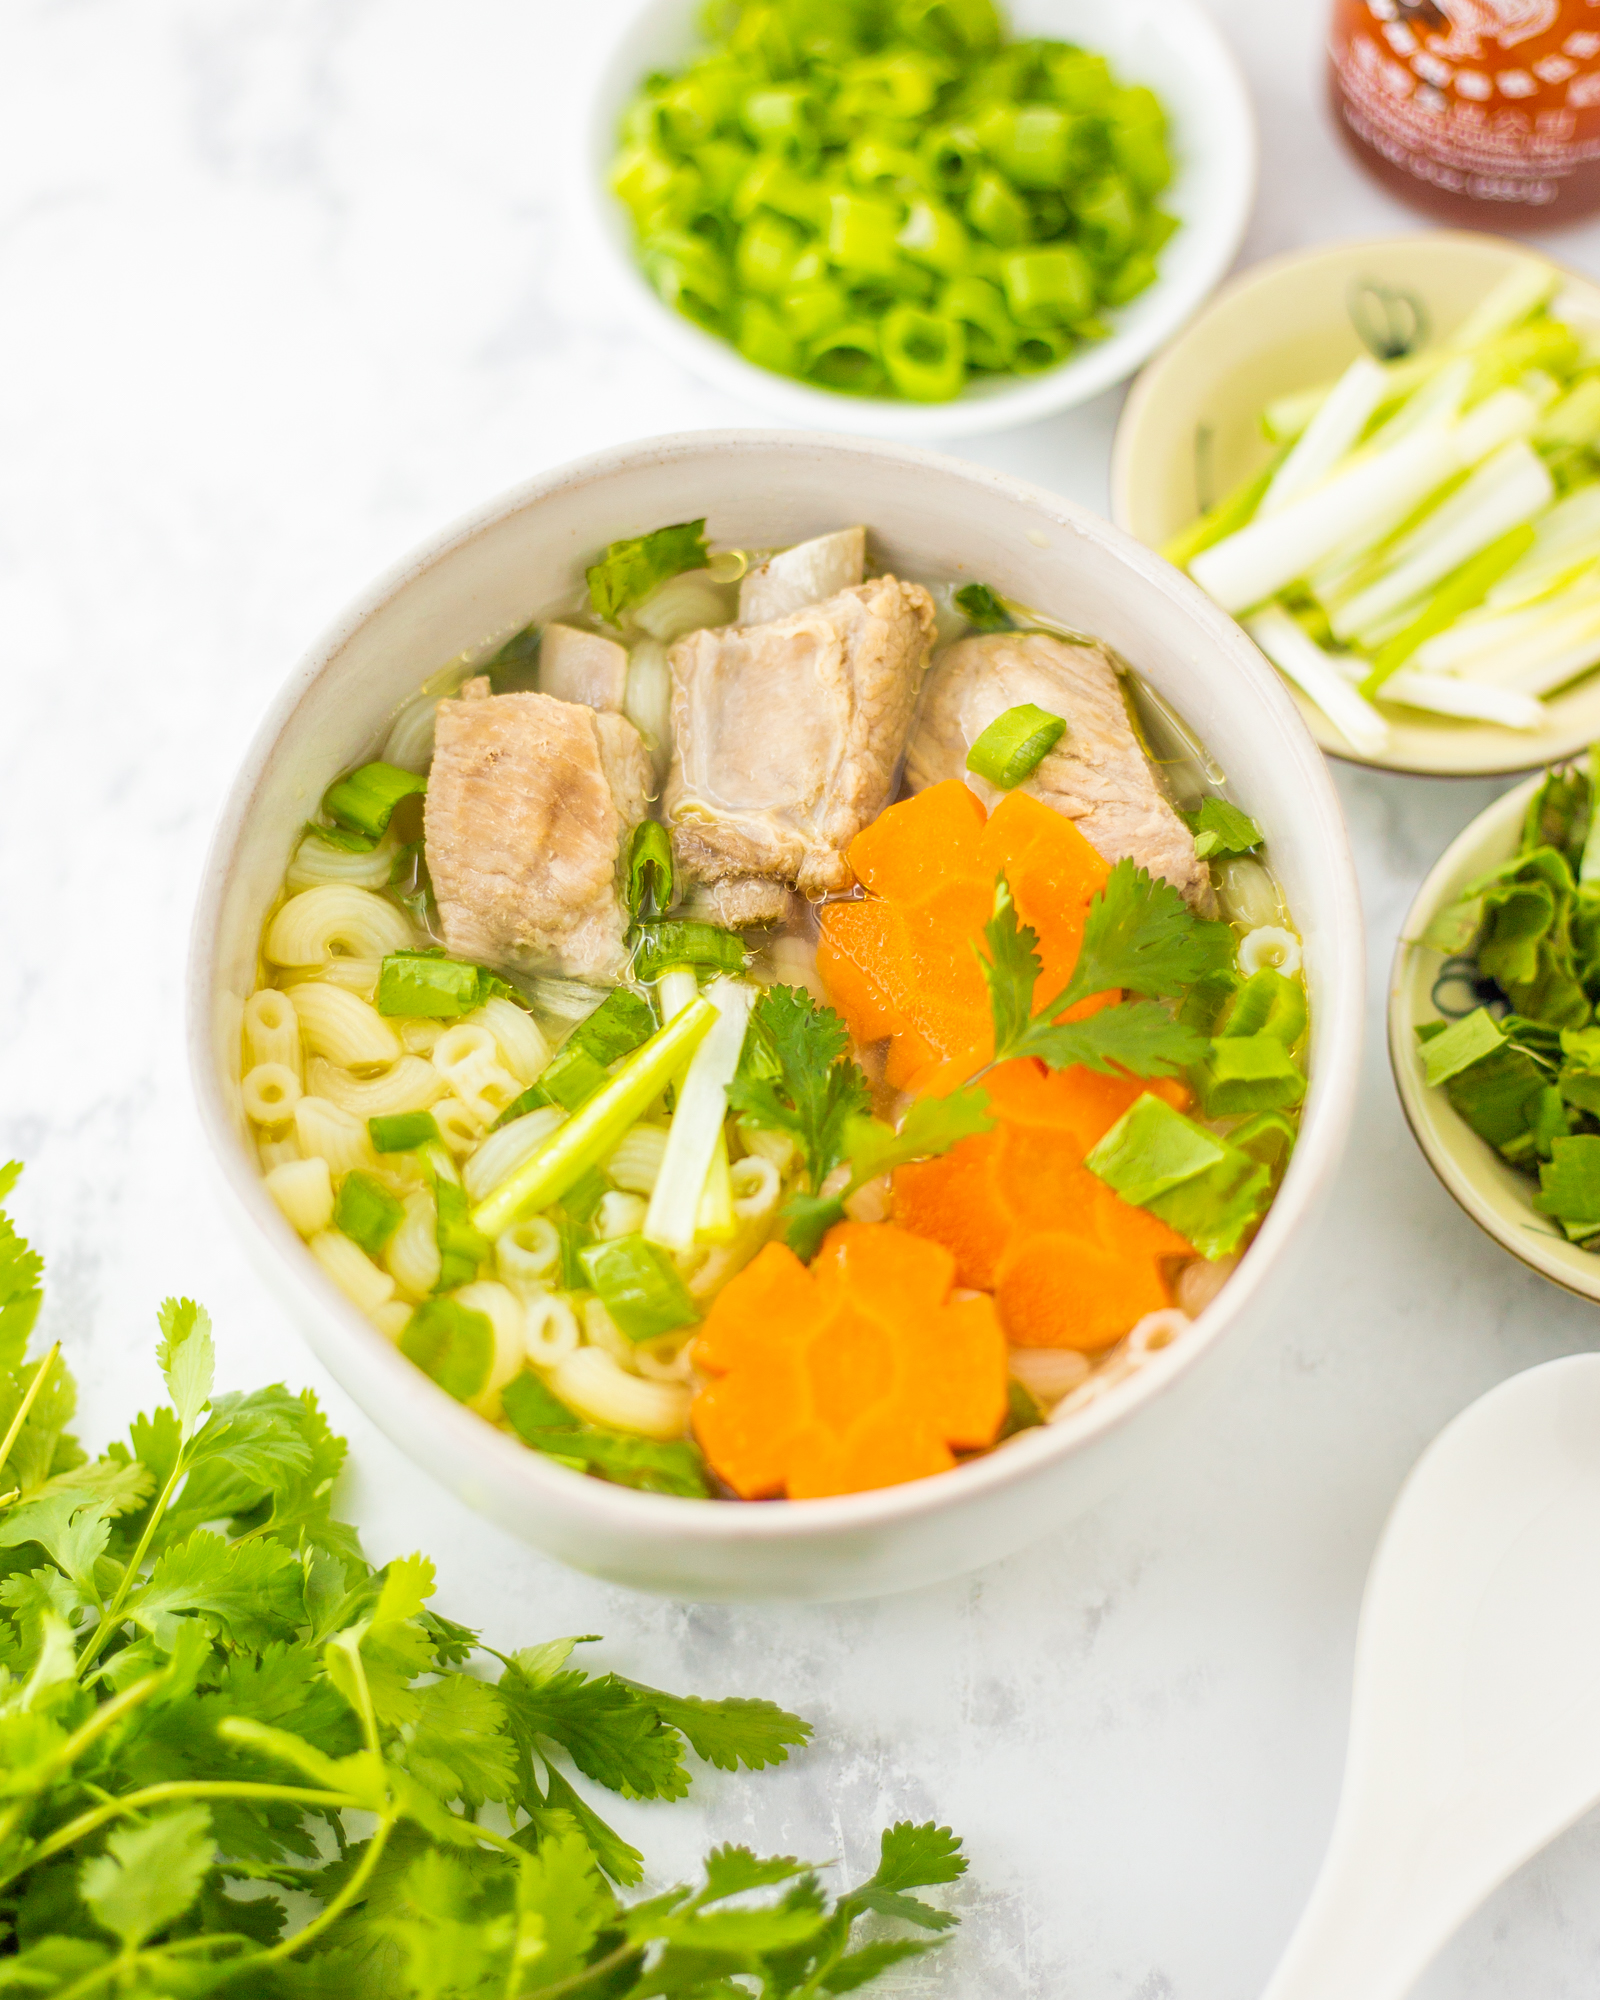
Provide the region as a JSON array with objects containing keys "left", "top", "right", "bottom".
[
  {"left": 1415, "top": 752, "right": 1600, "bottom": 1243},
  {"left": 0, "top": 1167, "right": 969, "bottom": 1994}
]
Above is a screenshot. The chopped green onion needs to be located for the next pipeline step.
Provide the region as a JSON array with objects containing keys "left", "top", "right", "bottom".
[
  {"left": 579, "top": 1233, "right": 701, "bottom": 1341},
  {"left": 471, "top": 997, "right": 718, "bottom": 1237},
  {"left": 501, "top": 1371, "right": 578, "bottom": 1435},
  {"left": 377, "top": 952, "right": 485, "bottom": 1019},
  {"left": 628, "top": 820, "right": 674, "bottom": 919},
  {"left": 965, "top": 703, "right": 1067, "bottom": 788},
  {"left": 532, "top": 1045, "right": 611, "bottom": 1116},
  {"left": 1085, "top": 1093, "right": 1271, "bottom": 1260},
  {"left": 322, "top": 762, "right": 427, "bottom": 841},
  {"left": 305, "top": 821, "right": 379, "bottom": 855},
  {"left": 368, "top": 1112, "right": 443, "bottom": 1154},
  {"left": 434, "top": 1176, "right": 489, "bottom": 1292},
  {"left": 1218, "top": 970, "right": 1306, "bottom": 1045},
  {"left": 879, "top": 305, "right": 965, "bottom": 401},
  {"left": 632, "top": 920, "right": 749, "bottom": 981},
  {"left": 1192, "top": 1033, "right": 1306, "bottom": 1117},
  {"left": 1419, "top": 1006, "right": 1507, "bottom": 1087},
  {"left": 400, "top": 1298, "right": 492, "bottom": 1403},
  {"left": 334, "top": 1172, "right": 404, "bottom": 1259},
  {"left": 570, "top": 987, "right": 658, "bottom": 1064},
  {"left": 586, "top": 519, "right": 710, "bottom": 625},
  {"left": 998, "top": 245, "right": 1093, "bottom": 326},
  {"left": 954, "top": 583, "right": 1012, "bottom": 631},
  {"left": 1362, "top": 522, "right": 1537, "bottom": 691}
]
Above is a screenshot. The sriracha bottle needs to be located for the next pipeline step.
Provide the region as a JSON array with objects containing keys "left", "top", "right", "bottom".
[{"left": 1329, "top": 0, "right": 1600, "bottom": 223}]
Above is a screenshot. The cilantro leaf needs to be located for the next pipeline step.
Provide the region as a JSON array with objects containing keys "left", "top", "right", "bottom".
[
  {"left": 535, "top": 1762, "right": 646, "bottom": 1887},
  {"left": 823, "top": 1938, "right": 940, "bottom": 1990},
  {"left": 1010, "top": 999, "right": 1206, "bottom": 1078},
  {"left": 975, "top": 873, "right": 1041, "bottom": 1055},
  {"left": 780, "top": 1191, "right": 849, "bottom": 1262},
  {"left": 80, "top": 1805, "right": 213, "bottom": 1950},
  {"left": 977, "top": 870, "right": 1213, "bottom": 1079},
  {"left": 700, "top": 1846, "right": 816, "bottom": 1898},
  {"left": 868, "top": 1820, "right": 969, "bottom": 1892},
  {"left": 728, "top": 986, "right": 871, "bottom": 1189},
  {"left": 155, "top": 1298, "right": 214, "bottom": 1439},
  {"left": 1183, "top": 796, "right": 1262, "bottom": 859},
  {"left": 513, "top": 1822, "right": 615, "bottom": 1988},
  {"left": 403, "top": 1673, "right": 515, "bottom": 1807},
  {"left": 131, "top": 1530, "right": 305, "bottom": 1649},
  {"left": 587, "top": 519, "right": 710, "bottom": 625},
  {"left": 954, "top": 582, "right": 1012, "bottom": 631},
  {"left": 1054, "top": 857, "right": 1235, "bottom": 1011},
  {"left": 620, "top": 1685, "right": 812, "bottom": 1772},
  {"left": 0, "top": 1163, "right": 43, "bottom": 1371},
  {"left": 499, "top": 1659, "right": 690, "bottom": 1801}
]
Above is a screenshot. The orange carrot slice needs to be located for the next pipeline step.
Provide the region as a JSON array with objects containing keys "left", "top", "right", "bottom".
[{"left": 692, "top": 1221, "right": 1009, "bottom": 1500}]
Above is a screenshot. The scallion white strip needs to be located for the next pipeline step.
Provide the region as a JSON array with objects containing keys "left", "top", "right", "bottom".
[
  {"left": 1485, "top": 483, "right": 1600, "bottom": 608},
  {"left": 1245, "top": 607, "right": 1389, "bottom": 756},
  {"left": 1452, "top": 599, "right": 1600, "bottom": 696},
  {"left": 1380, "top": 671, "right": 1546, "bottom": 730},
  {"left": 1412, "top": 580, "right": 1600, "bottom": 674},
  {"left": 1446, "top": 259, "right": 1559, "bottom": 351},
  {"left": 1331, "top": 442, "right": 1553, "bottom": 642},
  {"left": 643, "top": 976, "right": 754, "bottom": 1253},
  {"left": 1259, "top": 358, "right": 1387, "bottom": 516},
  {"left": 1192, "top": 389, "right": 1539, "bottom": 614}
]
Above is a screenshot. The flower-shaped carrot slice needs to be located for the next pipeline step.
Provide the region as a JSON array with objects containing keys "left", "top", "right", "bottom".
[
  {"left": 817, "top": 781, "right": 1113, "bottom": 1092},
  {"left": 692, "top": 1222, "right": 1009, "bottom": 1501},
  {"left": 894, "top": 1061, "right": 1192, "bottom": 1352}
]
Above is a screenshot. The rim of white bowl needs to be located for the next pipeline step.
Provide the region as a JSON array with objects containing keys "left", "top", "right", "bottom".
[
  {"left": 570, "top": 0, "right": 1259, "bottom": 441},
  {"left": 188, "top": 429, "right": 1363, "bottom": 1550}
]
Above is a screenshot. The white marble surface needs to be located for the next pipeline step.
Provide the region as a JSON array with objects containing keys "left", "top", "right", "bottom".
[{"left": 4, "top": 2, "right": 1600, "bottom": 1993}]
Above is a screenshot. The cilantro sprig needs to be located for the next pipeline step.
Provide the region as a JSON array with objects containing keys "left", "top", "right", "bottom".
[
  {"left": 728, "top": 990, "right": 994, "bottom": 1258},
  {"left": 975, "top": 863, "right": 1227, "bottom": 1080},
  {"left": 0, "top": 1167, "right": 967, "bottom": 1996}
]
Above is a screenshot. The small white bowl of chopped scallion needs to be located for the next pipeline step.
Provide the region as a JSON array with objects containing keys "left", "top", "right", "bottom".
[
  {"left": 578, "top": 0, "right": 1255, "bottom": 439},
  {"left": 1115, "top": 233, "right": 1600, "bottom": 778},
  {"left": 1392, "top": 759, "right": 1600, "bottom": 1305}
]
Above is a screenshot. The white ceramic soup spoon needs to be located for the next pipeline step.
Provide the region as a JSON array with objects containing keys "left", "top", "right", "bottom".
[{"left": 1261, "top": 1352, "right": 1600, "bottom": 2000}]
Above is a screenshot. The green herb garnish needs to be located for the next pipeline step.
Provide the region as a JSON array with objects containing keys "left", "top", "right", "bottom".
[
  {"left": 321, "top": 760, "right": 427, "bottom": 840},
  {"left": 587, "top": 519, "right": 709, "bottom": 624}
]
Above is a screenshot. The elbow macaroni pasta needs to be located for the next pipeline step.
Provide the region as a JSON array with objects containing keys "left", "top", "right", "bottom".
[
  {"left": 472, "top": 996, "right": 549, "bottom": 1085},
  {"left": 244, "top": 989, "right": 302, "bottom": 1078},
  {"left": 309, "top": 1229, "right": 395, "bottom": 1316},
  {"left": 307, "top": 1054, "right": 444, "bottom": 1118},
  {"left": 286, "top": 829, "right": 399, "bottom": 893},
  {"left": 453, "top": 1281, "right": 526, "bottom": 1414},
  {"left": 386, "top": 1190, "right": 442, "bottom": 1300},
  {"left": 549, "top": 1346, "right": 691, "bottom": 1440},
  {"left": 430, "top": 1023, "right": 522, "bottom": 1126},
  {"left": 605, "top": 1124, "right": 670, "bottom": 1195},
  {"left": 294, "top": 1096, "right": 377, "bottom": 1178},
  {"left": 289, "top": 983, "right": 402, "bottom": 1070},
  {"left": 521, "top": 1290, "right": 581, "bottom": 1367},
  {"left": 461, "top": 1106, "right": 565, "bottom": 1204},
  {"left": 495, "top": 1218, "right": 561, "bottom": 1294},
  {"left": 265, "top": 1156, "right": 334, "bottom": 1238},
  {"left": 242, "top": 1063, "right": 301, "bottom": 1128},
  {"left": 266, "top": 885, "right": 415, "bottom": 967}
]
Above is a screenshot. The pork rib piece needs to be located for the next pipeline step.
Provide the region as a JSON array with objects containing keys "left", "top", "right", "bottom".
[
  {"left": 906, "top": 630, "right": 1214, "bottom": 910},
  {"left": 425, "top": 686, "right": 650, "bottom": 982},
  {"left": 666, "top": 573, "right": 936, "bottom": 910}
]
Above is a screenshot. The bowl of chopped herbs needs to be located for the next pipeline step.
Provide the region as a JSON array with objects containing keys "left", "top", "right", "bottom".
[
  {"left": 577, "top": 0, "right": 1255, "bottom": 438},
  {"left": 1393, "top": 755, "right": 1600, "bottom": 1300}
]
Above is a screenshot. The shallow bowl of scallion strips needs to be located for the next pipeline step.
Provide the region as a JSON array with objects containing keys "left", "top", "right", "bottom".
[
  {"left": 577, "top": 0, "right": 1255, "bottom": 440},
  {"left": 1113, "top": 233, "right": 1600, "bottom": 778},
  {"left": 1392, "top": 762, "right": 1600, "bottom": 1304}
]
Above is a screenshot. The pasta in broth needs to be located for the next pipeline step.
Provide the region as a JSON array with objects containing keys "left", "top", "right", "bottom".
[{"left": 247, "top": 520, "right": 1307, "bottom": 1502}]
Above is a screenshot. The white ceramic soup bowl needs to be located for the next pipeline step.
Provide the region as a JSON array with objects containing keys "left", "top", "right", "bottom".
[
  {"left": 189, "top": 431, "right": 1363, "bottom": 1602},
  {"left": 573, "top": 0, "right": 1257, "bottom": 440}
]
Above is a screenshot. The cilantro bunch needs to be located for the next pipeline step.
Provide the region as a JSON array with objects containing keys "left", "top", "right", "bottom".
[
  {"left": 0, "top": 1168, "right": 967, "bottom": 1995},
  {"left": 1419, "top": 750, "right": 1600, "bottom": 1245}
]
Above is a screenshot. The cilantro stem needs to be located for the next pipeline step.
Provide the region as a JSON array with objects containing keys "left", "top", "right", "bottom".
[
  {"left": 75, "top": 1443, "right": 193, "bottom": 1678},
  {"left": 12, "top": 1779, "right": 357, "bottom": 1884},
  {"left": 0, "top": 1673, "right": 165, "bottom": 1857},
  {"left": 262, "top": 1806, "right": 399, "bottom": 1964},
  {"left": 0, "top": 1341, "right": 59, "bottom": 1487},
  {"left": 521, "top": 1939, "right": 640, "bottom": 1999}
]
